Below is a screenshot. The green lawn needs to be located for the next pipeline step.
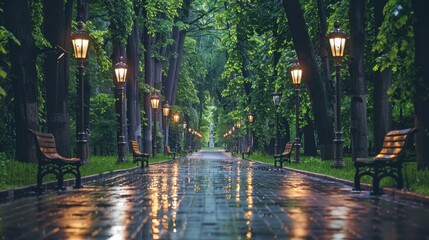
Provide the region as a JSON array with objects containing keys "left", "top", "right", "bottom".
[
  {"left": 248, "top": 152, "right": 429, "bottom": 196},
  {"left": 0, "top": 154, "right": 171, "bottom": 190}
]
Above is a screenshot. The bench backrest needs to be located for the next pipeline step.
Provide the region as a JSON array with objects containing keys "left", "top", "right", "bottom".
[
  {"left": 282, "top": 143, "right": 293, "bottom": 155},
  {"left": 165, "top": 145, "right": 171, "bottom": 153},
  {"left": 374, "top": 128, "right": 418, "bottom": 161},
  {"left": 28, "top": 129, "right": 59, "bottom": 162},
  {"left": 130, "top": 140, "right": 142, "bottom": 156}
]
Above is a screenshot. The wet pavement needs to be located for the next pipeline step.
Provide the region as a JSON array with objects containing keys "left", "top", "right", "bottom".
[{"left": 1, "top": 150, "right": 429, "bottom": 239}]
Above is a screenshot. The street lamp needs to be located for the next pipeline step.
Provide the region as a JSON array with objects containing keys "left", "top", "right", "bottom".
[
  {"left": 329, "top": 21, "right": 346, "bottom": 168},
  {"left": 272, "top": 92, "right": 281, "bottom": 154},
  {"left": 71, "top": 21, "right": 90, "bottom": 162},
  {"left": 173, "top": 113, "right": 180, "bottom": 153},
  {"left": 290, "top": 59, "right": 302, "bottom": 163},
  {"left": 113, "top": 56, "right": 128, "bottom": 163},
  {"left": 162, "top": 102, "right": 170, "bottom": 150},
  {"left": 247, "top": 112, "right": 254, "bottom": 149},
  {"left": 151, "top": 93, "right": 160, "bottom": 157},
  {"left": 236, "top": 121, "right": 241, "bottom": 154}
]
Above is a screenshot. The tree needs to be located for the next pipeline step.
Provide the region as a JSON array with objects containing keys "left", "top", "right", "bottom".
[
  {"left": 412, "top": 0, "right": 429, "bottom": 169},
  {"left": 373, "top": 0, "right": 392, "bottom": 153},
  {"left": 349, "top": 0, "right": 368, "bottom": 160},
  {"left": 4, "top": 0, "right": 39, "bottom": 162},
  {"left": 281, "top": 0, "right": 334, "bottom": 159},
  {"left": 43, "top": 0, "right": 73, "bottom": 157}
]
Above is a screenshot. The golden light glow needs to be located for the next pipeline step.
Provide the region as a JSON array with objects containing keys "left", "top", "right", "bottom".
[{"left": 71, "top": 21, "right": 90, "bottom": 60}]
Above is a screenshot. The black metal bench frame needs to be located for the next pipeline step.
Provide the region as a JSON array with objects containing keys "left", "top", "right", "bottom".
[
  {"left": 28, "top": 129, "right": 82, "bottom": 192},
  {"left": 273, "top": 142, "right": 294, "bottom": 168},
  {"left": 165, "top": 145, "right": 176, "bottom": 159},
  {"left": 130, "top": 140, "right": 149, "bottom": 168},
  {"left": 241, "top": 146, "right": 251, "bottom": 159},
  {"left": 354, "top": 128, "right": 418, "bottom": 195}
]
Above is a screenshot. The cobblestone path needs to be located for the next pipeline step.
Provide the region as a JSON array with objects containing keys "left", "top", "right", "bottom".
[{"left": 1, "top": 150, "right": 429, "bottom": 239}]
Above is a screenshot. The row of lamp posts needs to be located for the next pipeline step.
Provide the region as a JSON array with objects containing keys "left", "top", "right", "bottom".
[
  {"left": 71, "top": 21, "right": 183, "bottom": 162},
  {"left": 72, "top": 20, "right": 346, "bottom": 166},
  {"left": 253, "top": 21, "right": 346, "bottom": 166}
]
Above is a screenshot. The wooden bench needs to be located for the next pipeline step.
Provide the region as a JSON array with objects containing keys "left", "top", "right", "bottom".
[
  {"left": 273, "top": 142, "right": 294, "bottom": 168},
  {"left": 130, "top": 140, "right": 149, "bottom": 168},
  {"left": 354, "top": 128, "right": 418, "bottom": 195},
  {"left": 241, "top": 146, "right": 251, "bottom": 159},
  {"left": 28, "top": 129, "right": 82, "bottom": 191},
  {"left": 165, "top": 145, "right": 176, "bottom": 159}
]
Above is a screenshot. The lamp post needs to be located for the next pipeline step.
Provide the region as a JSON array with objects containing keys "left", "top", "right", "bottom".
[
  {"left": 162, "top": 102, "right": 170, "bottom": 151},
  {"left": 247, "top": 112, "right": 254, "bottom": 149},
  {"left": 71, "top": 21, "right": 90, "bottom": 161},
  {"left": 173, "top": 113, "right": 180, "bottom": 153},
  {"left": 236, "top": 121, "right": 241, "bottom": 154},
  {"left": 290, "top": 59, "right": 302, "bottom": 163},
  {"left": 113, "top": 57, "right": 128, "bottom": 163},
  {"left": 188, "top": 128, "right": 192, "bottom": 151},
  {"left": 329, "top": 21, "right": 347, "bottom": 168},
  {"left": 182, "top": 121, "right": 187, "bottom": 150},
  {"left": 151, "top": 93, "right": 160, "bottom": 157},
  {"left": 272, "top": 92, "right": 281, "bottom": 155}
]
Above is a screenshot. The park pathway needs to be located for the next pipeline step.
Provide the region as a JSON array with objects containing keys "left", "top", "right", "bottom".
[{"left": 1, "top": 150, "right": 429, "bottom": 239}]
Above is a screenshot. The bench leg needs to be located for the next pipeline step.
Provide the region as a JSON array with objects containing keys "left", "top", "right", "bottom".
[
  {"left": 396, "top": 166, "right": 404, "bottom": 189},
  {"left": 74, "top": 166, "right": 82, "bottom": 188},
  {"left": 371, "top": 166, "right": 382, "bottom": 195},
  {"left": 36, "top": 167, "right": 44, "bottom": 192},
  {"left": 145, "top": 157, "right": 149, "bottom": 167},
  {"left": 57, "top": 171, "right": 65, "bottom": 191},
  {"left": 353, "top": 167, "right": 362, "bottom": 191}
]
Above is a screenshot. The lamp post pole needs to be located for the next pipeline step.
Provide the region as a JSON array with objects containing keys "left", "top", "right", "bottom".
[
  {"left": 113, "top": 57, "right": 128, "bottom": 163},
  {"left": 290, "top": 59, "right": 302, "bottom": 163},
  {"left": 173, "top": 113, "right": 180, "bottom": 153},
  {"left": 272, "top": 93, "right": 281, "bottom": 155},
  {"left": 71, "top": 21, "right": 90, "bottom": 162},
  {"left": 329, "top": 21, "right": 346, "bottom": 168},
  {"left": 162, "top": 102, "right": 170, "bottom": 153},
  {"left": 151, "top": 93, "right": 160, "bottom": 157}
]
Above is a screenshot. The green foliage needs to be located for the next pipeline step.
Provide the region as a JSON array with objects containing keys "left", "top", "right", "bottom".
[
  {"left": 106, "top": 0, "right": 134, "bottom": 45},
  {"left": 29, "top": 0, "right": 50, "bottom": 48},
  {"left": 372, "top": 0, "right": 415, "bottom": 125},
  {"left": 0, "top": 155, "right": 170, "bottom": 190},
  {"left": 90, "top": 94, "right": 117, "bottom": 155},
  {"left": 0, "top": 152, "right": 7, "bottom": 187}
]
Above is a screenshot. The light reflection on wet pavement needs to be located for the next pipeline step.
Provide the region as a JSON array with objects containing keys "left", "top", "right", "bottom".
[{"left": 1, "top": 150, "right": 429, "bottom": 239}]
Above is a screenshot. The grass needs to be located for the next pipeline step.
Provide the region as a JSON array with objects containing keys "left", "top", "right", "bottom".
[
  {"left": 0, "top": 154, "right": 171, "bottom": 190},
  {"left": 248, "top": 152, "right": 429, "bottom": 196}
]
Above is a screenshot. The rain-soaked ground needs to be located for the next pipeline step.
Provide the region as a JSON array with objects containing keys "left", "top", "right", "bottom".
[{"left": 1, "top": 150, "right": 429, "bottom": 239}]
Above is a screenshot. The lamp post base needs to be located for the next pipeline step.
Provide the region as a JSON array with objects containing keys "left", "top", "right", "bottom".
[
  {"left": 293, "top": 139, "right": 301, "bottom": 163},
  {"left": 76, "top": 131, "right": 88, "bottom": 162},
  {"left": 331, "top": 132, "right": 345, "bottom": 168},
  {"left": 116, "top": 137, "right": 127, "bottom": 163}
]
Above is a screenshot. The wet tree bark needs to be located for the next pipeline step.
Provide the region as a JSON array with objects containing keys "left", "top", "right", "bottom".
[
  {"left": 43, "top": 0, "right": 73, "bottom": 157},
  {"left": 373, "top": 0, "right": 392, "bottom": 153},
  {"left": 4, "top": 0, "right": 39, "bottom": 162},
  {"left": 281, "top": 0, "right": 334, "bottom": 160},
  {"left": 126, "top": 14, "right": 142, "bottom": 147},
  {"left": 412, "top": 0, "right": 429, "bottom": 169},
  {"left": 349, "top": 0, "right": 368, "bottom": 160},
  {"left": 142, "top": 10, "right": 155, "bottom": 154}
]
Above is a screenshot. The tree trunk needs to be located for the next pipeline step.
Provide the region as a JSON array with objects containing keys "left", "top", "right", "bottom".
[
  {"left": 412, "top": 0, "right": 429, "bottom": 169},
  {"left": 43, "top": 0, "right": 73, "bottom": 157},
  {"left": 349, "top": 0, "right": 368, "bottom": 161},
  {"left": 373, "top": 0, "right": 392, "bottom": 153},
  {"left": 126, "top": 18, "right": 142, "bottom": 147},
  {"left": 4, "top": 0, "right": 39, "bottom": 162},
  {"left": 303, "top": 121, "right": 318, "bottom": 156},
  {"left": 316, "top": 0, "right": 335, "bottom": 113},
  {"left": 281, "top": 0, "right": 334, "bottom": 160},
  {"left": 142, "top": 19, "right": 155, "bottom": 154}
]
